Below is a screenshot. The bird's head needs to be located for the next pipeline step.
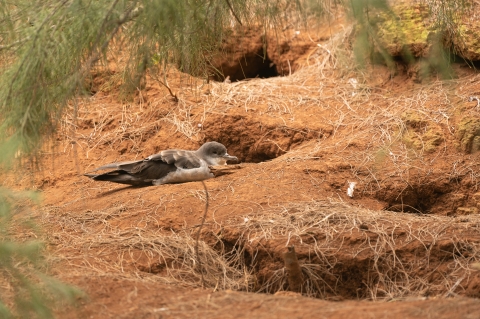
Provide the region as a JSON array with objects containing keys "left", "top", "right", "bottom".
[{"left": 196, "top": 141, "right": 238, "bottom": 165}]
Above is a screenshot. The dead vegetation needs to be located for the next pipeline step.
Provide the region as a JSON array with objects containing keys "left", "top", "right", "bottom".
[
  {"left": 42, "top": 196, "right": 480, "bottom": 301},
  {"left": 224, "top": 200, "right": 480, "bottom": 300},
  {"left": 43, "top": 205, "right": 254, "bottom": 292},
  {"left": 7, "top": 16, "right": 479, "bottom": 311}
]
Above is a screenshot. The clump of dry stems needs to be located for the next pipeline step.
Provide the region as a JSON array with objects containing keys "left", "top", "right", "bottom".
[
  {"left": 43, "top": 197, "right": 480, "bottom": 301},
  {"left": 43, "top": 205, "right": 254, "bottom": 292},
  {"left": 227, "top": 200, "right": 480, "bottom": 300}
]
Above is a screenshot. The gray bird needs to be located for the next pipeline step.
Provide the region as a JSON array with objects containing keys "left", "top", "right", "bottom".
[{"left": 84, "top": 141, "right": 238, "bottom": 186}]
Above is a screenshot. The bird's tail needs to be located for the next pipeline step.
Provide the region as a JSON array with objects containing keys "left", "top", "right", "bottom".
[{"left": 84, "top": 171, "right": 148, "bottom": 186}]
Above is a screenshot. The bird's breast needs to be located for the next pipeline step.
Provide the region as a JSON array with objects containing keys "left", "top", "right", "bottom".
[{"left": 152, "top": 165, "right": 213, "bottom": 185}]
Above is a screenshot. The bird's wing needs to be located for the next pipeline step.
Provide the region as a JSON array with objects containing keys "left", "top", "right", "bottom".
[
  {"left": 87, "top": 160, "right": 143, "bottom": 173},
  {"left": 86, "top": 150, "right": 202, "bottom": 175},
  {"left": 147, "top": 150, "right": 202, "bottom": 169}
]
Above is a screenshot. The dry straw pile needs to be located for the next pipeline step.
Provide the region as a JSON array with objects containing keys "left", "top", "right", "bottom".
[
  {"left": 43, "top": 197, "right": 480, "bottom": 300},
  {"left": 226, "top": 200, "right": 480, "bottom": 299},
  {"left": 43, "top": 204, "right": 253, "bottom": 291}
]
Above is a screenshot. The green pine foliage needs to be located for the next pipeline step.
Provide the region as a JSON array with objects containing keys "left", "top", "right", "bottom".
[
  {"left": 0, "top": 188, "right": 80, "bottom": 318},
  {"left": 0, "top": 0, "right": 295, "bottom": 156}
]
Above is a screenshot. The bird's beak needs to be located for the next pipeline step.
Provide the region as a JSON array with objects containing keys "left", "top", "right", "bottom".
[{"left": 223, "top": 153, "right": 239, "bottom": 163}]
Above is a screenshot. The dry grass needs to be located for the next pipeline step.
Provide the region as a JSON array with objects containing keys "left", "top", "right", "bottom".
[
  {"left": 41, "top": 198, "right": 480, "bottom": 301},
  {"left": 14, "top": 16, "right": 480, "bottom": 304},
  {"left": 207, "top": 28, "right": 353, "bottom": 115},
  {"left": 42, "top": 205, "right": 254, "bottom": 292},
  {"left": 225, "top": 200, "right": 480, "bottom": 300}
]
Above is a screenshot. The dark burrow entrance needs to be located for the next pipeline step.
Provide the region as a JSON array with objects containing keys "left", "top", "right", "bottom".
[
  {"left": 210, "top": 49, "right": 279, "bottom": 82},
  {"left": 374, "top": 177, "right": 480, "bottom": 216},
  {"left": 201, "top": 115, "right": 326, "bottom": 163}
]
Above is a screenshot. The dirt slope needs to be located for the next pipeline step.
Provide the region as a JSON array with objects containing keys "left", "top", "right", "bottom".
[{"left": 4, "top": 16, "right": 480, "bottom": 319}]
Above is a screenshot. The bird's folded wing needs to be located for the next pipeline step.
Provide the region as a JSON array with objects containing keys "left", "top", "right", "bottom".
[
  {"left": 148, "top": 150, "right": 202, "bottom": 169},
  {"left": 86, "top": 149, "right": 202, "bottom": 175},
  {"left": 86, "top": 160, "right": 143, "bottom": 173}
]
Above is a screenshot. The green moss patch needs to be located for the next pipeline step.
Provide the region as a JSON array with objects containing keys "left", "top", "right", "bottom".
[
  {"left": 456, "top": 117, "right": 480, "bottom": 153},
  {"left": 401, "top": 111, "right": 444, "bottom": 153},
  {"left": 375, "top": 4, "right": 433, "bottom": 57}
]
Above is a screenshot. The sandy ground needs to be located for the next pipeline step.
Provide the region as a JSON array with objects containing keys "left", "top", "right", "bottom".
[{"left": 4, "top": 15, "right": 480, "bottom": 319}]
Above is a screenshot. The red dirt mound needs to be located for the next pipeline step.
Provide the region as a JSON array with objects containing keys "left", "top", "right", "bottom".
[{"left": 4, "top": 14, "right": 480, "bottom": 319}]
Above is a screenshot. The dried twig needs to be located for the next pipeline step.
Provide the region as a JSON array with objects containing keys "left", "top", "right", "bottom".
[
  {"left": 283, "top": 246, "right": 304, "bottom": 293},
  {"left": 195, "top": 181, "right": 210, "bottom": 288}
]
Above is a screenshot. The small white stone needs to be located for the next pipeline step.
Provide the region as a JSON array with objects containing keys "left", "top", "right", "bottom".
[
  {"left": 347, "top": 181, "right": 357, "bottom": 198},
  {"left": 348, "top": 78, "right": 358, "bottom": 89}
]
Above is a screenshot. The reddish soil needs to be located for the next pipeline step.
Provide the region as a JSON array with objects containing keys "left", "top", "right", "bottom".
[
  {"left": 5, "top": 14, "right": 480, "bottom": 319},
  {"left": 57, "top": 277, "right": 480, "bottom": 319}
]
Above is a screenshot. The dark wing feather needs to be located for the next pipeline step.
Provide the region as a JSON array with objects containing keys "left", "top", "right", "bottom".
[
  {"left": 148, "top": 150, "right": 202, "bottom": 169},
  {"left": 128, "top": 160, "right": 177, "bottom": 180},
  {"left": 85, "top": 170, "right": 147, "bottom": 186},
  {"left": 85, "top": 156, "right": 177, "bottom": 186},
  {"left": 87, "top": 160, "right": 143, "bottom": 173}
]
